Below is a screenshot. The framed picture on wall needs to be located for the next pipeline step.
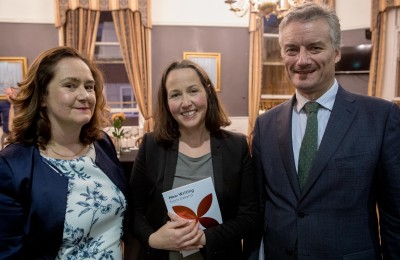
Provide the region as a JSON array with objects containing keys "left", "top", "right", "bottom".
[
  {"left": 0, "top": 57, "right": 28, "bottom": 100},
  {"left": 183, "top": 52, "right": 221, "bottom": 92}
]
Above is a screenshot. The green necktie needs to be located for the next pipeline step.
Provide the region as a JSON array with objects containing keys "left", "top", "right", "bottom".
[{"left": 298, "top": 102, "right": 320, "bottom": 190}]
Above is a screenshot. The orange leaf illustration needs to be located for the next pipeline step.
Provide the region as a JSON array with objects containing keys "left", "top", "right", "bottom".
[
  {"left": 172, "top": 205, "right": 197, "bottom": 220},
  {"left": 197, "top": 193, "right": 212, "bottom": 217},
  {"left": 199, "top": 217, "right": 219, "bottom": 228}
]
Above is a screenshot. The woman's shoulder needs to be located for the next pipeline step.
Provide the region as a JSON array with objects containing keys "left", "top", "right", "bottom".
[
  {"left": 0, "top": 143, "right": 38, "bottom": 182},
  {"left": 141, "top": 131, "right": 169, "bottom": 147},
  {"left": 94, "top": 131, "right": 120, "bottom": 149},
  {"left": 212, "top": 129, "right": 248, "bottom": 149},
  {"left": 214, "top": 129, "right": 247, "bottom": 140},
  {"left": 0, "top": 143, "right": 36, "bottom": 160}
]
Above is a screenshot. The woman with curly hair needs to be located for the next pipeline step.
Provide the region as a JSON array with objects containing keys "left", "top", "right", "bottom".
[{"left": 0, "top": 46, "right": 128, "bottom": 259}]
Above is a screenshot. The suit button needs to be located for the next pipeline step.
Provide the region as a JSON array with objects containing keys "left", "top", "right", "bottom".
[
  {"left": 286, "top": 248, "right": 293, "bottom": 255},
  {"left": 298, "top": 211, "right": 305, "bottom": 218}
]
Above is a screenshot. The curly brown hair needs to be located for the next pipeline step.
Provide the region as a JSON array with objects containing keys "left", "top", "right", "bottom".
[
  {"left": 8, "top": 46, "right": 110, "bottom": 149},
  {"left": 153, "top": 59, "right": 231, "bottom": 143}
]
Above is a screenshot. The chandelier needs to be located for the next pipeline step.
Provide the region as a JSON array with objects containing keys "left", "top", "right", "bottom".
[{"left": 225, "top": 0, "right": 306, "bottom": 19}]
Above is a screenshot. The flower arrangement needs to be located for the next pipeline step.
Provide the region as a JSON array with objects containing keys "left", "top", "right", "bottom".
[{"left": 111, "top": 113, "right": 126, "bottom": 140}]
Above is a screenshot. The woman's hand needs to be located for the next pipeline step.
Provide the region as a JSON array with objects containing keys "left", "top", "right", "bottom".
[{"left": 148, "top": 212, "right": 204, "bottom": 251}]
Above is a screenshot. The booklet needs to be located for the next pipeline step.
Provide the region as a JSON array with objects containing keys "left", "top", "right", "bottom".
[{"left": 162, "top": 177, "right": 223, "bottom": 257}]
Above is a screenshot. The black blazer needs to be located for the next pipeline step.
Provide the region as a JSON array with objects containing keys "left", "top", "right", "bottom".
[
  {"left": 252, "top": 86, "right": 400, "bottom": 259},
  {"left": 0, "top": 133, "right": 128, "bottom": 259},
  {"left": 130, "top": 129, "right": 262, "bottom": 260}
]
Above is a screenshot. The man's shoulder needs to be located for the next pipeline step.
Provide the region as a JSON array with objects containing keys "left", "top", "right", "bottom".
[
  {"left": 258, "top": 99, "right": 293, "bottom": 121},
  {"left": 338, "top": 88, "right": 395, "bottom": 110}
]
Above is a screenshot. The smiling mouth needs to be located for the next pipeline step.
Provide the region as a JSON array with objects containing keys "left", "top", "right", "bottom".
[
  {"left": 75, "top": 107, "right": 91, "bottom": 112},
  {"left": 181, "top": 111, "right": 196, "bottom": 117},
  {"left": 296, "top": 70, "right": 315, "bottom": 74}
]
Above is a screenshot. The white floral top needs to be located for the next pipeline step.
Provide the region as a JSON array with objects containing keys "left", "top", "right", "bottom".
[{"left": 42, "top": 145, "right": 126, "bottom": 260}]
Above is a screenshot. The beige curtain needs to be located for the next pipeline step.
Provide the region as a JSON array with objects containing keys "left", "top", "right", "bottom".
[
  {"left": 247, "top": 5, "right": 263, "bottom": 147},
  {"left": 112, "top": 10, "right": 153, "bottom": 132},
  {"left": 368, "top": 0, "right": 400, "bottom": 97},
  {"left": 55, "top": 0, "right": 153, "bottom": 132},
  {"left": 63, "top": 8, "right": 100, "bottom": 57}
]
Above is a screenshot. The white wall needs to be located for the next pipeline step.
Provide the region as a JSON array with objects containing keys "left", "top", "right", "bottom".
[
  {"left": 0, "top": 0, "right": 54, "bottom": 23},
  {"left": 336, "top": 0, "right": 371, "bottom": 30},
  {"left": 0, "top": 0, "right": 371, "bottom": 30}
]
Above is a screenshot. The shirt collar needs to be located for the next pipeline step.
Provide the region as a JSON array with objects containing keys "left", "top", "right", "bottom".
[{"left": 295, "top": 79, "right": 338, "bottom": 113}]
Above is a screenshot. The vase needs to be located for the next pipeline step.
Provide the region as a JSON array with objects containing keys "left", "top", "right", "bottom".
[{"left": 115, "top": 138, "right": 122, "bottom": 158}]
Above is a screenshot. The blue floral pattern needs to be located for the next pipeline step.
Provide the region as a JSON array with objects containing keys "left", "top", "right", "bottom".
[{"left": 42, "top": 145, "right": 126, "bottom": 259}]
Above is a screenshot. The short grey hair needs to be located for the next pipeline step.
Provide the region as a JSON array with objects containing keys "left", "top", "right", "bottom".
[{"left": 279, "top": 2, "right": 341, "bottom": 50}]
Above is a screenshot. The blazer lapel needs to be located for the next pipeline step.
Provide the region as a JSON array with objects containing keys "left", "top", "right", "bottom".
[
  {"left": 162, "top": 139, "right": 179, "bottom": 192},
  {"left": 300, "top": 87, "right": 358, "bottom": 196},
  {"left": 277, "top": 97, "right": 302, "bottom": 200},
  {"left": 210, "top": 134, "right": 223, "bottom": 200}
]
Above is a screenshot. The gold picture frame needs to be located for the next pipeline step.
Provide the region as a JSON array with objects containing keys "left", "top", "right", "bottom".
[
  {"left": 183, "top": 52, "right": 221, "bottom": 92},
  {"left": 0, "top": 57, "right": 28, "bottom": 100}
]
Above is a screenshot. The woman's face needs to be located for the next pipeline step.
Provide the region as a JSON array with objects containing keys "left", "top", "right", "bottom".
[
  {"left": 165, "top": 68, "right": 208, "bottom": 133},
  {"left": 43, "top": 57, "right": 96, "bottom": 133}
]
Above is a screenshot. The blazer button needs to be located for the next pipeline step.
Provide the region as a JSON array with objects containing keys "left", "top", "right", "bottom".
[
  {"left": 297, "top": 211, "right": 305, "bottom": 218},
  {"left": 286, "top": 248, "right": 293, "bottom": 255}
]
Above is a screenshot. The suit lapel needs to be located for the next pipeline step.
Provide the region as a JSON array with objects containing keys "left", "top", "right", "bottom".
[
  {"left": 300, "top": 87, "right": 358, "bottom": 196},
  {"left": 277, "top": 97, "right": 302, "bottom": 199}
]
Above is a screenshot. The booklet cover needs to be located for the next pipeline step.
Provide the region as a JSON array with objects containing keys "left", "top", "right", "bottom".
[{"left": 162, "top": 177, "right": 223, "bottom": 257}]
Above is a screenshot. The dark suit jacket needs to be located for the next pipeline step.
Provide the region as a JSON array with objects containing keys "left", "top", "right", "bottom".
[
  {"left": 0, "top": 134, "right": 128, "bottom": 259},
  {"left": 252, "top": 86, "right": 400, "bottom": 259},
  {"left": 130, "top": 129, "right": 262, "bottom": 260}
]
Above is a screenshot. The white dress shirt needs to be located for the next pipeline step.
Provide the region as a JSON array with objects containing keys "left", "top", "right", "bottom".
[{"left": 292, "top": 80, "right": 339, "bottom": 173}]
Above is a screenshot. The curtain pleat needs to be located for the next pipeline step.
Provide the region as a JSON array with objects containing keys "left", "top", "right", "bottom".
[
  {"left": 55, "top": 0, "right": 149, "bottom": 28},
  {"left": 247, "top": 5, "right": 263, "bottom": 147},
  {"left": 64, "top": 9, "right": 100, "bottom": 58},
  {"left": 112, "top": 10, "right": 153, "bottom": 132},
  {"left": 368, "top": 0, "right": 400, "bottom": 97}
]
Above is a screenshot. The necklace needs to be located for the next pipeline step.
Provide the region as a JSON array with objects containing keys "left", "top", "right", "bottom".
[{"left": 49, "top": 144, "right": 86, "bottom": 158}]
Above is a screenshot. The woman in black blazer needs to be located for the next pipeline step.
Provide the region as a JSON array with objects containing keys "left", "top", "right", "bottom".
[{"left": 130, "top": 60, "right": 262, "bottom": 260}]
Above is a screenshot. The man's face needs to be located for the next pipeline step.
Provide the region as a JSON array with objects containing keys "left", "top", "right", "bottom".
[{"left": 279, "top": 19, "right": 341, "bottom": 100}]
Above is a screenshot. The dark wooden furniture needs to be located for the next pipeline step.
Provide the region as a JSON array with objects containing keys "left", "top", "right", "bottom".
[{"left": 119, "top": 149, "right": 138, "bottom": 182}]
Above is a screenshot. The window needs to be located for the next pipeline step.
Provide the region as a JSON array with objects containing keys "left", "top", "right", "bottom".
[{"left": 94, "top": 12, "right": 139, "bottom": 125}]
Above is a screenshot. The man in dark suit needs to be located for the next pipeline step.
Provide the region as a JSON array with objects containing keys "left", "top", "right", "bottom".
[{"left": 252, "top": 2, "right": 400, "bottom": 259}]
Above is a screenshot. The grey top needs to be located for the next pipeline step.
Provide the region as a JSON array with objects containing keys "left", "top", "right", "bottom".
[
  {"left": 172, "top": 152, "right": 213, "bottom": 189},
  {"left": 170, "top": 152, "right": 213, "bottom": 260}
]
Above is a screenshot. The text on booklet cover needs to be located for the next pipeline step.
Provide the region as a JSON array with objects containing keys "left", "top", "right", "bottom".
[{"left": 162, "top": 177, "right": 222, "bottom": 229}]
